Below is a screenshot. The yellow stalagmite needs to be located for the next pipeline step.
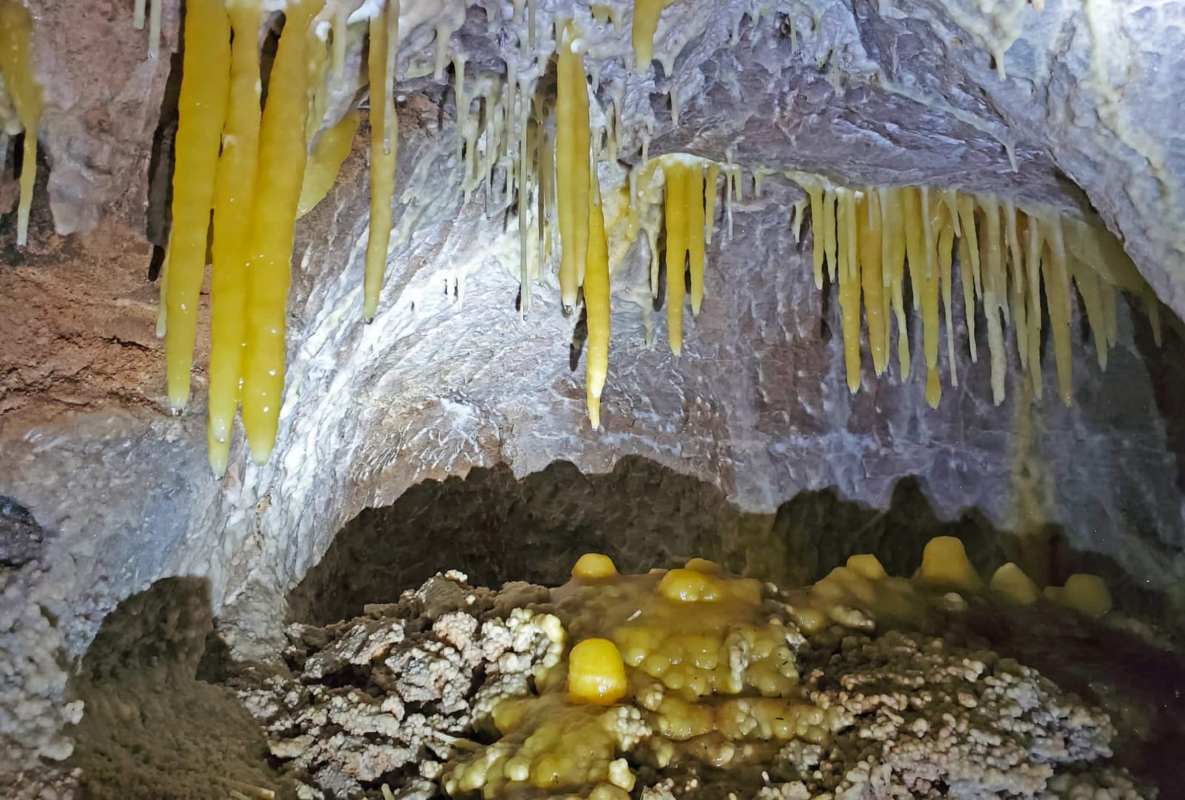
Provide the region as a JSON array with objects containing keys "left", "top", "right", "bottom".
[
  {"left": 687, "top": 162, "right": 706, "bottom": 315},
  {"left": 298, "top": 111, "right": 360, "bottom": 217},
  {"left": 632, "top": 0, "right": 670, "bottom": 70},
  {"left": 585, "top": 187, "right": 610, "bottom": 430},
  {"left": 858, "top": 191, "right": 887, "bottom": 376},
  {"left": 837, "top": 191, "right": 861, "bottom": 393},
  {"left": 241, "top": 0, "right": 319, "bottom": 464},
  {"left": 165, "top": 0, "right": 231, "bottom": 411},
  {"left": 664, "top": 160, "right": 688, "bottom": 355},
  {"left": 556, "top": 23, "right": 591, "bottom": 310},
  {"left": 207, "top": 1, "right": 263, "bottom": 477},
  {"left": 0, "top": 0, "right": 42, "bottom": 248},
  {"left": 364, "top": 1, "right": 400, "bottom": 321},
  {"left": 1041, "top": 215, "right": 1074, "bottom": 405}
]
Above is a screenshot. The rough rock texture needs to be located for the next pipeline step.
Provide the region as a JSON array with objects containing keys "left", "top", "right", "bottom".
[
  {"left": 2, "top": 0, "right": 1185, "bottom": 786},
  {"left": 235, "top": 573, "right": 563, "bottom": 799}
]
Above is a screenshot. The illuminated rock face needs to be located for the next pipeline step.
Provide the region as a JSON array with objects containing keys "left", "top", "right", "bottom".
[{"left": 2, "top": 0, "right": 1185, "bottom": 788}]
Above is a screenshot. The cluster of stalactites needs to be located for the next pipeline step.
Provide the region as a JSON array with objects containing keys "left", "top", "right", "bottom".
[
  {"left": 158, "top": 0, "right": 402, "bottom": 476},
  {"left": 0, "top": 0, "right": 42, "bottom": 248},
  {"left": 792, "top": 179, "right": 1163, "bottom": 408}
]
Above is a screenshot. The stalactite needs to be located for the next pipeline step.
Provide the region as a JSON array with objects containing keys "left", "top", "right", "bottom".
[
  {"left": 556, "top": 22, "right": 591, "bottom": 312},
  {"left": 585, "top": 187, "right": 610, "bottom": 429},
  {"left": 0, "top": 0, "right": 43, "bottom": 248},
  {"left": 241, "top": 0, "right": 319, "bottom": 464},
  {"left": 687, "top": 162, "right": 706, "bottom": 316},
  {"left": 704, "top": 163, "right": 720, "bottom": 246},
  {"left": 364, "top": 0, "right": 400, "bottom": 322},
  {"left": 664, "top": 159, "right": 689, "bottom": 356},
  {"left": 837, "top": 189, "right": 862, "bottom": 393},
  {"left": 164, "top": 0, "right": 231, "bottom": 411},
  {"left": 632, "top": 0, "right": 669, "bottom": 70},
  {"left": 858, "top": 191, "right": 887, "bottom": 377},
  {"left": 207, "top": 0, "right": 263, "bottom": 478},
  {"left": 297, "top": 111, "right": 360, "bottom": 217}
]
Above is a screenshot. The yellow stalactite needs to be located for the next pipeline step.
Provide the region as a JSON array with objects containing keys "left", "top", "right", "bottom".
[
  {"left": 664, "top": 160, "right": 688, "bottom": 355},
  {"left": 364, "top": 1, "right": 400, "bottom": 322},
  {"left": 585, "top": 188, "right": 610, "bottom": 430},
  {"left": 556, "top": 22, "right": 591, "bottom": 310},
  {"left": 858, "top": 190, "right": 887, "bottom": 377},
  {"left": 1040, "top": 215, "right": 1074, "bottom": 406},
  {"left": 905, "top": 187, "right": 939, "bottom": 407},
  {"left": 956, "top": 193, "right": 982, "bottom": 299},
  {"left": 807, "top": 185, "right": 825, "bottom": 289},
  {"left": 207, "top": 1, "right": 263, "bottom": 478},
  {"left": 937, "top": 221, "right": 957, "bottom": 387},
  {"left": 1071, "top": 260, "right": 1108, "bottom": 370},
  {"left": 1004, "top": 200, "right": 1028, "bottom": 372},
  {"left": 0, "top": 0, "right": 42, "bottom": 248},
  {"left": 241, "top": 0, "right": 319, "bottom": 464},
  {"left": 979, "top": 196, "right": 1007, "bottom": 405},
  {"left": 1023, "top": 213, "right": 1044, "bottom": 400},
  {"left": 687, "top": 162, "right": 706, "bottom": 315},
  {"left": 821, "top": 188, "right": 837, "bottom": 284},
  {"left": 631, "top": 0, "right": 671, "bottom": 70},
  {"left": 165, "top": 0, "right": 231, "bottom": 411},
  {"left": 704, "top": 162, "right": 720, "bottom": 245},
  {"left": 837, "top": 190, "right": 861, "bottom": 393},
  {"left": 958, "top": 229, "right": 978, "bottom": 365},
  {"left": 881, "top": 187, "right": 910, "bottom": 379},
  {"left": 298, "top": 111, "right": 360, "bottom": 218}
]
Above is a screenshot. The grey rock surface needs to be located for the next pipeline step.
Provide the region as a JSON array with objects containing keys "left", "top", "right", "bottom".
[{"left": 2, "top": 0, "right": 1185, "bottom": 787}]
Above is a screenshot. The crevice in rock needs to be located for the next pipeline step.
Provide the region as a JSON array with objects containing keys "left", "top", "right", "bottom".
[{"left": 287, "top": 457, "right": 1174, "bottom": 630}]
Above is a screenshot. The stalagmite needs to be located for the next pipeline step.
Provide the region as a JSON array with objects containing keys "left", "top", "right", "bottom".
[
  {"left": 165, "top": 0, "right": 231, "bottom": 411},
  {"left": 0, "top": 0, "right": 41, "bottom": 249},
  {"left": 585, "top": 188, "right": 610, "bottom": 429},
  {"left": 664, "top": 160, "right": 688, "bottom": 355},
  {"left": 207, "top": 1, "right": 263, "bottom": 478},
  {"left": 364, "top": 0, "right": 400, "bottom": 322},
  {"left": 556, "top": 22, "right": 591, "bottom": 311},
  {"left": 241, "top": 0, "right": 318, "bottom": 464}
]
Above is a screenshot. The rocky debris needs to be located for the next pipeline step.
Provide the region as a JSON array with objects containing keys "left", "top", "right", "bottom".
[
  {"left": 233, "top": 570, "right": 1158, "bottom": 800},
  {"left": 235, "top": 573, "right": 563, "bottom": 798},
  {"left": 799, "top": 630, "right": 1133, "bottom": 798}
]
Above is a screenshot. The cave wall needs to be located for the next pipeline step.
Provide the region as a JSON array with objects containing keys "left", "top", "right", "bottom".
[{"left": 3, "top": 0, "right": 1185, "bottom": 787}]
